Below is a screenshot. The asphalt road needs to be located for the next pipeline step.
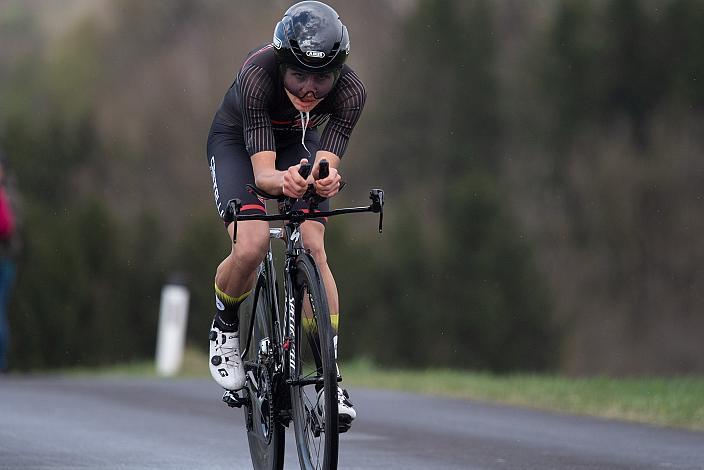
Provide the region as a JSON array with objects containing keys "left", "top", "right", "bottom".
[{"left": 1, "top": 376, "right": 703, "bottom": 469}]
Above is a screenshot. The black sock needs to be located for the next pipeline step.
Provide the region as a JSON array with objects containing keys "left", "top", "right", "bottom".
[{"left": 213, "top": 284, "right": 251, "bottom": 331}]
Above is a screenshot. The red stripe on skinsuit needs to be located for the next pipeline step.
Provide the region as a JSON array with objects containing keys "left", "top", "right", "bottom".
[{"left": 241, "top": 204, "right": 266, "bottom": 213}]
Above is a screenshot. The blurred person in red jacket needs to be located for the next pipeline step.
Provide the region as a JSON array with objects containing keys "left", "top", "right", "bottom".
[{"left": 0, "top": 151, "right": 18, "bottom": 372}]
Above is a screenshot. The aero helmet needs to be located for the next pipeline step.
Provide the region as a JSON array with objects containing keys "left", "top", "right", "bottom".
[{"left": 272, "top": 1, "right": 350, "bottom": 73}]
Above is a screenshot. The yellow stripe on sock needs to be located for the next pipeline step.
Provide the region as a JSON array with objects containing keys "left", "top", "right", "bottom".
[
  {"left": 303, "top": 313, "right": 339, "bottom": 335},
  {"left": 214, "top": 282, "right": 251, "bottom": 306},
  {"left": 329, "top": 313, "right": 339, "bottom": 334},
  {"left": 303, "top": 316, "right": 317, "bottom": 335}
]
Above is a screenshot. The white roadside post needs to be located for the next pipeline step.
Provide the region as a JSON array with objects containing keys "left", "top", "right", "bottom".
[{"left": 155, "top": 281, "right": 190, "bottom": 377}]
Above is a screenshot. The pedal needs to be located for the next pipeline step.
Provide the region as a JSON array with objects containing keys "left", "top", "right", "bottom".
[{"left": 222, "top": 390, "right": 248, "bottom": 408}]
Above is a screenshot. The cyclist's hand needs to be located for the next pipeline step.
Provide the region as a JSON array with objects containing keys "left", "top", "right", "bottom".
[
  {"left": 314, "top": 166, "right": 341, "bottom": 198},
  {"left": 282, "top": 158, "right": 310, "bottom": 198}
]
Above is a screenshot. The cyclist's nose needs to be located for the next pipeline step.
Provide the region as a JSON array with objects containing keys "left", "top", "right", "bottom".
[{"left": 299, "top": 77, "right": 318, "bottom": 97}]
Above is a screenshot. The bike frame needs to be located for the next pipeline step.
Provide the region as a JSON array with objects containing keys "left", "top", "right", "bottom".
[
  {"left": 221, "top": 181, "right": 384, "bottom": 470},
  {"left": 239, "top": 218, "right": 313, "bottom": 419},
  {"left": 230, "top": 189, "right": 384, "bottom": 420}
]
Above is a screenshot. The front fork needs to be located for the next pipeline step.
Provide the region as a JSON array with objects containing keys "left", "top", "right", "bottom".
[{"left": 282, "top": 257, "right": 298, "bottom": 381}]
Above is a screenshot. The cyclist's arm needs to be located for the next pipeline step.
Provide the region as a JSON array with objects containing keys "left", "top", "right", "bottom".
[
  {"left": 313, "top": 70, "right": 365, "bottom": 198},
  {"left": 313, "top": 151, "right": 340, "bottom": 172},
  {"left": 239, "top": 65, "right": 276, "bottom": 157},
  {"left": 251, "top": 152, "right": 309, "bottom": 198},
  {"left": 239, "top": 65, "right": 307, "bottom": 198},
  {"left": 318, "top": 70, "right": 366, "bottom": 158}
]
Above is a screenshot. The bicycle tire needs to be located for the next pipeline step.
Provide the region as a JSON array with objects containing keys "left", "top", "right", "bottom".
[
  {"left": 290, "top": 254, "right": 339, "bottom": 470},
  {"left": 245, "top": 272, "right": 285, "bottom": 470}
]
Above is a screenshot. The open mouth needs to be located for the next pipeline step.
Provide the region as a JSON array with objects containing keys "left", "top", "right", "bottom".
[{"left": 295, "top": 97, "right": 318, "bottom": 108}]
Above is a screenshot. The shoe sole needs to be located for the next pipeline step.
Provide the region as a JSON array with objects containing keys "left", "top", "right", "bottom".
[{"left": 338, "top": 414, "right": 353, "bottom": 433}]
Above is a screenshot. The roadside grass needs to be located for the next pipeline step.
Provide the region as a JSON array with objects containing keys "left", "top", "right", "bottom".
[
  {"left": 60, "top": 347, "right": 704, "bottom": 431},
  {"left": 59, "top": 346, "right": 208, "bottom": 378},
  {"left": 340, "top": 358, "right": 704, "bottom": 431}
]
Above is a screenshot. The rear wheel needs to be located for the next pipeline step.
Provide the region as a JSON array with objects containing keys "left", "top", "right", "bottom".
[
  {"left": 245, "top": 274, "right": 285, "bottom": 470},
  {"left": 290, "top": 255, "right": 338, "bottom": 470}
]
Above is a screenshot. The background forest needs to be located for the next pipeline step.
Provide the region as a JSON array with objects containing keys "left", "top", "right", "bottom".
[{"left": 1, "top": 0, "right": 703, "bottom": 375}]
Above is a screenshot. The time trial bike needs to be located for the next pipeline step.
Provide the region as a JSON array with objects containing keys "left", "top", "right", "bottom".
[{"left": 221, "top": 160, "right": 384, "bottom": 470}]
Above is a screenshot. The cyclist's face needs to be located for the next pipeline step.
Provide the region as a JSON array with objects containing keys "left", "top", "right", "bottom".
[{"left": 282, "top": 66, "right": 337, "bottom": 101}]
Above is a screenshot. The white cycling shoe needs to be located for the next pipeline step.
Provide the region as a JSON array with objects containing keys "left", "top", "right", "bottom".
[
  {"left": 317, "top": 386, "right": 356, "bottom": 433},
  {"left": 208, "top": 322, "right": 245, "bottom": 390}
]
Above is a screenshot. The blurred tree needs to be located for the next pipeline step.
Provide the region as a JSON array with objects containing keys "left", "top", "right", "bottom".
[
  {"left": 3, "top": 0, "right": 703, "bottom": 375},
  {"left": 1, "top": 6, "right": 164, "bottom": 369},
  {"left": 657, "top": 0, "right": 704, "bottom": 109},
  {"left": 513, "top": 0, "right": 704, "bottom": 374},
  {"left": 170, "top": 212, "right": 228, "bottom": 347},
  {"left": 334, "top": 0, "right": 556, "bottom": 371}
]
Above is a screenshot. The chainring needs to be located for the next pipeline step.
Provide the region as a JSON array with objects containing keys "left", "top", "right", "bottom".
[{"left": 250, "top": 363, "right": 275, "bottom": 445}]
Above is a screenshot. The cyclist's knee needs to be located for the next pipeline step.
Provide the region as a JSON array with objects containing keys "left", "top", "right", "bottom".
[
  {"left": 229, "top": 221, "right": 269, "bottom": 269},
  {"left": 302, "top": 222, "right": 327, "bottom": 265}
]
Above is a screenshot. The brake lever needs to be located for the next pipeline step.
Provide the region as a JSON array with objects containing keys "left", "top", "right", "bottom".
[{"left": 369, "top": 189, "right": 384, "bottom": 233}]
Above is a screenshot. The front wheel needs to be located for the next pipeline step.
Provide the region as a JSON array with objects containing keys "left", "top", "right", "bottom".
[
  {"left": 244, "top": 273, "right": 285, "bottom": 470},
  {"left": 290, "top": 254, "right": 339, "bottom": 470}
]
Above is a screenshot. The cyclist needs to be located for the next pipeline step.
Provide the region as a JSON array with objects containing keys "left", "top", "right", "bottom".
[{"left": 206, "top": 1, "right": 364, "bottom": 427}]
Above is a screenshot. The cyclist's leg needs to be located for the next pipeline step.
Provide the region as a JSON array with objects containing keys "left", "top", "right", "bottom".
[
  {"left": 300, "top": 221, "right": 338, "bottom": 317},
  {"left": 207, "top": 128, "right": 269, "bottom": 390},
  {"left": 215, "top": 220, "right": 269, "bottom": 306}
]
